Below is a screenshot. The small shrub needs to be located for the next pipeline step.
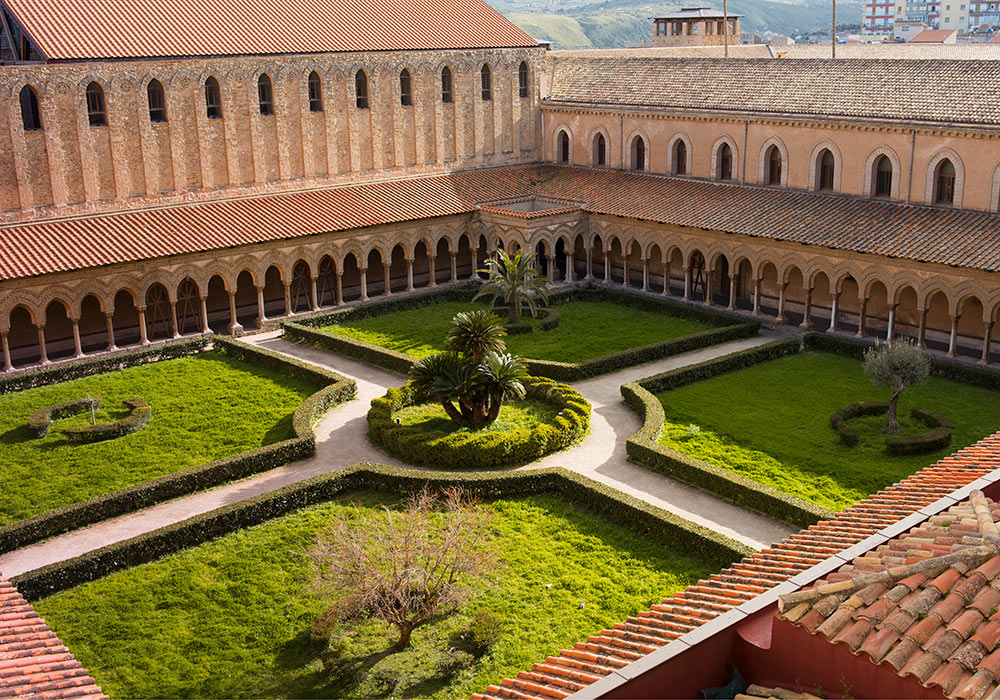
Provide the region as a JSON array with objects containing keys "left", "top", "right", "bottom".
[{"left": 467, "top": 609, "right": 504, "bottom": 655}]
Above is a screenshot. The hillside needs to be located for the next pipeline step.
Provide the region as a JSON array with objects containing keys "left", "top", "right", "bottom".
[{"left": 496, "top": 0, "right": 861, "bottom": 49}]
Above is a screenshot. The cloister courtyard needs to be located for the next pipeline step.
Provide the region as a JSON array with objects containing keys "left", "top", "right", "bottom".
[{"left": 2, "top": 270, "right": 1000, "bottom": 698}]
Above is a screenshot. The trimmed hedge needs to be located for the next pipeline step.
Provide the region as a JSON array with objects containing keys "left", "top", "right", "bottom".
[
  {"left": 886, "top": 407, "right": 953, "bottom": 455},
  {"left": 27, "top": 398, "right": 99, "bottom": 438},
  {"left": 505, "top": 307, "right": 561, "bottom": 335},
  {"left": 62, "top": 398, "right": 151, "bottom": 444},
  {"left": 621, "top": 338, "right": 832, "bottom": 528},
  {"left": 368, "top": 376, "right": 591, "bottom": 468},
  {"left": 0, "top": 338, "right": 356, "bottom": 554},
  {"left": 0, "top": 337, "right": 209, "bottom": 395},
  {"left": 284, "top": 284, "right": 759, "bottom": 381},
  {"left": 830, "top": 401, "right": 889, "bottom": 447},
  {"left": 13, "top": 463, "right": 753, "bottom": 600},
  {"left": 804, "top": 331, "right": 1000, "bottom": 390}
]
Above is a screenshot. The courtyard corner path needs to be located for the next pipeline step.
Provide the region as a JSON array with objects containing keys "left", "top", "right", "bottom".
[{"left": 0, "top": 330, "right": 797, "bottom": 579}]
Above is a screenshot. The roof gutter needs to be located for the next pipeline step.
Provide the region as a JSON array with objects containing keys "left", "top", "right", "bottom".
[{"left": 568, "top": 464, "right": 1000, "bottom": 699}]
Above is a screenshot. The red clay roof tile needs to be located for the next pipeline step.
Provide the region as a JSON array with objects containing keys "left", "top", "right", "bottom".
[{"left": 3, "top": 0, "right": 537, "bottom": 60}]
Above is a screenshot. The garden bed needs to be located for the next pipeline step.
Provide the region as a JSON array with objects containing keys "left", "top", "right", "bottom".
[
  {"left": 284, "top": 285, "right": 758, "bottom": 380},
  {"left": 368, "top": 377, "right": 590, "bottom": 468},
  {"left": 0, "top": 339, "right": 355, "bottom": 551},
  {"left": 25, "top": 464, "right": 744, "bottom": 699},
  {"left": 643, "top": 348, "right": 1000, "bottom": 513}
]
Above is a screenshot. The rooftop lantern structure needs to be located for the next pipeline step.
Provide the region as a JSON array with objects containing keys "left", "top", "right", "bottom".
[{"left": 652, "top": 7, "right": 742, "bottom": 49}]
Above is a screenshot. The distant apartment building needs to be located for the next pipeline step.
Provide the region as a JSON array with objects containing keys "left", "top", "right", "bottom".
[
  {"left": 865, "top": 0, "right": 940, "bottom": 35},
  {"left": 652, "top": 7, "right": 741, "bottom": 46}
]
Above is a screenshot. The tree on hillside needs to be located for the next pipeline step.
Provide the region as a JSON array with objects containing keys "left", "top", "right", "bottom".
[
  {"left": 410, "top": 310, "right": 528, "bottom": 425},
  {"left": 474, "top": 249, "right": 550, "bottom": 323},
  {"left": 307, "top": 487, "right": 498, "bottom": 649},
  {"left": 863, "top": 340, "right": 930, "bottom": 433}
]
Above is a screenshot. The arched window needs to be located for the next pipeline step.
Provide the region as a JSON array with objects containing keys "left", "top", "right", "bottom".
[
  {"left": 766, "top": 146, "right": 782, "bottom": 186},
  {"left": 818, "top": 149, "right": 835, "bottom": 190},
  {"left": 874, "top": 155, "right": 893, "bottom": 197},
  {"left": 86, "top": 82, "right": 106, "bottom": 126},
  {"left": 441, "top": 67, "right": 453, "bottom": 103},
  {"left": 631, "top": 136, "right": 646, "bottom": 171},
  {"left": 19, "top": 86, "right": 41, "bottom": 131},
  {"left": 355, "top": 70, "right": 369, "bottom": 109},
  {"left": 673, "top": 139, "right": 687, "bottom": 175},
  {"left": 558, "top": 130, "right": 570, "bottom": 163},
  {"left": 717, "top": 143, "right": 732, "bottom": 180},
  {"left": 935, "top": 158, "right": 956, "bottom": 205},
  {"left": 593, "top": 133, "right": 606, "bottom": 166},
  {"left": 258, "top": 74, "right": 274, "bottom": 115},
  {"left": 399, "top": 69, "right": 413, "bottom": 106},
  {"left": 518, "top": 61, "right": 529, "bottom": 98},
  {"left": 481, "top": 64, "right": 492, "bottom": 100},
  {"left": 147, "top": 79, "right": 166, "bottom": 122},
  {"left": 308, "top": 71, "right": 323, "bottom": 112},
  {"left": 205, "top": 77, "right": 222, "bottom": 119}
]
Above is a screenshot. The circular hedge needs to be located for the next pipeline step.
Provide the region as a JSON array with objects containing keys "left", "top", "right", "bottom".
[
  {"left": 504, "top": 308, "right": 560, "bottom": 336},
  {"left": 830, "top": 401, "right": 953, "bottom": 455},
  {"left": 368, "top": 375, "right": 590, "bottom": 468},
  {"left": 28, "top": 397, "right": 151, "bottom": 443}
]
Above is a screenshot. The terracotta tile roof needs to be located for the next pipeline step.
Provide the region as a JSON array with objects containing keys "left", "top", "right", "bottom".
[
  {"left": 911, "top": 29, "right": 959, "bottom": 42},
  {"left": 0, "top": 575, "right": 104, "bottom": 698},
  {"left": 4, "top": 166, "right": 1000, "bottom": 281},
  {"left": 547, "top": 57, "right": 1000, "bottom": 126},
  {"left": 470, "top": 433, "right": 1000, "bottom": 700},
  {"left": 777, "top": 490, "right": 1000, "bottom": 699},
  {"left": 3, "top": 0, "right": 537, "bottom": 61}
]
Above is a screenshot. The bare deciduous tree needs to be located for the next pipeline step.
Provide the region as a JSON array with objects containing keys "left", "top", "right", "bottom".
[{"left": 307, "top": 487, "right": 498, "bottom": 649}]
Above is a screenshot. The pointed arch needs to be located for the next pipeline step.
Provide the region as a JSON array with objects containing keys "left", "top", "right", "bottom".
[
  {"left": 863, "top": 146, "right": 901, "bottom": 199},
  {"left": 925, "top": 149, "right": 964, "bottom": 208},
  {"left": 809, "top": 141, "right": 842, "bottom": 192}
]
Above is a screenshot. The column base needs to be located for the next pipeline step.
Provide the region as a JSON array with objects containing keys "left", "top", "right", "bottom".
[
  {"left": 774, "top": 316, "right": 785, "bottom": 325},
  {"left": 799, "top": 320, "right": 813, "bottom": 331},
  {"left": 229, "top": 323, "right": 244, "bottom": 336}
]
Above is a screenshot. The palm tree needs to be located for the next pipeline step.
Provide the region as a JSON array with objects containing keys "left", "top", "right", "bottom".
[
  {"left": 480, "top": 351, "right": 528, "bottom": 421},
  {"left": 474, "top": 249, "right": 550, "bottom": 323},
  {"left": 408, "top": 318, "right": 530, "bottom": 425},
  {"left": 446, "top": 309, "right": 507, "bottom": 362},
  {"left": 409, "top": 352, "right": 468, "bottom": 423}
]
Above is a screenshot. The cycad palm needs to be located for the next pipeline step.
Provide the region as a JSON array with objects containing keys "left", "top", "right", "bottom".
[
  {"left": 446, "top": 309, "right": 507, "bottom": 362},
  {"left": 480, "top": 351, "right": 528, "bottom": 421},
  {"left": 474, "top": 249, "right": 550, "bottom": 323}
]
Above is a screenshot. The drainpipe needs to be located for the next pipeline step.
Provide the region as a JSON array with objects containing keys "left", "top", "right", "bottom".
[
  {"left": 741, "top": 119, "right": 749, "bottom": 183},
  {"left": 906, "top": 128, "right": 916, "bottom": 203}
]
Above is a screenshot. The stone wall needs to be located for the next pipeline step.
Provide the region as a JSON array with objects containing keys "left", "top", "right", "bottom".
[{"left": 0, "top": 46, "right": 545, "bottom": 222}]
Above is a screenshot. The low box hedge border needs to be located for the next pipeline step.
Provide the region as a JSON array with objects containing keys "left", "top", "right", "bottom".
[
  {"left": 621, "top": 337, "right": 833, "bottom": 529},
  {"left": 12, "top": 462, "right": 753, "bottom": 601},
  {"left": 0, "top": 336, "right": 210, "bottom": 394},
  {"left": 62, "top": 398, "right": 152, "bottom": 444},
  {"left": 0, "top": 337, "right": 357, "bottom": 554},
  {"left": 830, "top": 401, "right": 889, "bottom": 447},
  {"left": 368, "top": 376, "right": 591, "bottom": 469},
  {"left": 505, "top": 307, "right": 560, "bottom": 335},
  {"left": 803, "top": 331, "right": 1000, "bottom": 390},
  {"left": 831, "top": 401, "right": 953, "bottom": 454},
  {"left": 283, "top": 283, "right": 760, "bottom": 381}
]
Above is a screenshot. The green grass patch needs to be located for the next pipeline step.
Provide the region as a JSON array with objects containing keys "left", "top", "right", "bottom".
[
  {"left": 35, "top": 491, "right": 715, "bottom": 699},
  {"left": 320, "top": 300, "right": 712, "bottom": 363},
  {"left": 395, "top": 399, "right": 558, "bottom": 435},
  {"left": 656, "top": 351, "right": 1000, "bottom": 511},
  {"left": 0, "top": 353, "right": 316, "bottom": 525}
]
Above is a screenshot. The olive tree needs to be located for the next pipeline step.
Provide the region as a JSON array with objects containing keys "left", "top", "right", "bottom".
[
  {"left": 307, "top": 487, "right": 497, "bottom": 649},
  {"left": 863, "top": 339, "right": 931, "bottom": 433}
]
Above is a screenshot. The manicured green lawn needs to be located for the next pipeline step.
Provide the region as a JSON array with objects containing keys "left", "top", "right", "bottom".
[
  {"left": 396, "top": 398, "right": 558, "bottom": 434},
  {"left": 35, "top": 492, "right": 717, "bottom": 699},
  {"left": 320, "top": 300, "right": 713, "bottom": 363},
  {"left": 0, "top": 353, "right": 316, "bottom": 525},
  {"left": 656, "top": 351, "right": 1000, "bottom": 511}
]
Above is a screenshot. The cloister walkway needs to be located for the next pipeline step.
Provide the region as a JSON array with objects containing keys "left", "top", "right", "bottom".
[{"left": 0, "top": 331, "right": 797, "bottom": 578}]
